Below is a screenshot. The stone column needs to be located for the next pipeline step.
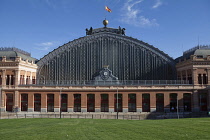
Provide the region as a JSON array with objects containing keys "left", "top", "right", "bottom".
[
  {"left": 30, "top": 72, "right": 33, "bottom": 84},
  {"left": 14, "top": 70, "right": 20, "bottom": 86},
  {"left": 41, "top": 93, "right": 47, "bottom": 112},
  {"left": 24, "top": 71, "right": 27, "bottom": 85},
  {"left": 28, "top": 93, "right": 34, "bottom": 112},
  {"left": 2, "top": 69, "right": 6, "bottom": 87},
  {"left": 123, "top": 93, "right": 128, "bottom": 112},
  {"left": 81, "top": 93, "right": 87, "bottom": 112},
  {"left": 14, "top": 91, "right": 20, "bottom": 111},
  {"left": 1, "top": 90, "right": 6, "bottom": 112},
  {"left": 192, "top": 68, "right": 198, "bottom": 85},
  {"left": 54, "top": 92, "right": 60, "bottom": 112},
  {"left": 185, "top": 70, "right": 188, "bottom": 82},
  {"left": 68, "top": 93, "right": 73, "bottom": 112},
  {"left": 192, "top": 90, "right": 199, "bottom": 112},
  {"left": 201, "top": 75, "right": 203, "bottom": 85},
  {"left": 136, "top": 93, "right": 142, "bottom": 112},
  {"left": 95, "top": 93, "right": 100, "bottom": 112},
  {"left": 164, "top": 93, "right": 170, "bottom": 112},
  {"left": 109, "top": 93, "right": 114, "bottom": 112},
  {"left": 207, "top": 68, "right": 210, "bottom": 85},
  {"left": 150, "top": 93, "right": 156, "bottom": 112}
]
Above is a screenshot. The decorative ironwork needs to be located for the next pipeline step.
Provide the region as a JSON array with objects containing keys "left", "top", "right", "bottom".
[{"left": 37, "top": 26, "right": 176, "bottom": 85}]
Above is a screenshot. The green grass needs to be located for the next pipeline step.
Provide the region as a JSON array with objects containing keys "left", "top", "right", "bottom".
[{"left": 0, "top": 118, "right": 210, "bottom": 140}]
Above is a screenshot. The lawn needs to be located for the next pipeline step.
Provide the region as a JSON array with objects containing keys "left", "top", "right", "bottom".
[{"left": 0, "top": 118, "right": 209, "bottom": 140}]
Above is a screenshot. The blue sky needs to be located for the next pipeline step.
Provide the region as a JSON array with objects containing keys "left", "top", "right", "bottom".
[{"left": 0, "top": 0, "right": 210, "bottom": 59}]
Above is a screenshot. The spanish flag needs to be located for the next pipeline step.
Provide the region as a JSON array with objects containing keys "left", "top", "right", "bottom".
[{"left": 105, "top": 6, "right": 112, "bottom": 12}]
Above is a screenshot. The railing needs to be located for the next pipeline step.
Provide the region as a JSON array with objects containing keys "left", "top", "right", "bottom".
[
  {"left": 27, "top": 80, "right": 191, "bottom": 86},
  {"left": 0, "top": 112, "right": 208, "bottom": 120}
]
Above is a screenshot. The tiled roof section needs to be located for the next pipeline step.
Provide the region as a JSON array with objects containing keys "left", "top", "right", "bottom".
[{"left": 0, "top": 47, "right": 37, "bottom": 62}]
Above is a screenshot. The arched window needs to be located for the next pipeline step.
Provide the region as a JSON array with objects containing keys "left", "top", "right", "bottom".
[
  {"left": 156, "top": 93, "right": 164, "bottom": 112},
  {"left": 87, "top": 94, "right": 95, "bottom": 112},
  {"left": 34, "top": 94, "right": 41, "bottom": 111},
  {"left": 21, "top": 94, "right": 28, "bottom": 111},
  {"left": 183, "top": 93, "right": 191, "bottom": 112},
  {"left": 74, "top": 94, "right": 81, "bottom": 112},
  {"left": 170, "top": 93, "right": 177, "bottom": 112},
  {"left": 142, "top": 94, "right": 150, "bottom": 112},
  {"left": 101, "top": 94, "right": 109, "bottom": 112},
  {"left": 128, "top": 94, "right": 136, "bottom": 112},
  {"left": 47, "top": 94, "right": 54, "bottom": 112}
]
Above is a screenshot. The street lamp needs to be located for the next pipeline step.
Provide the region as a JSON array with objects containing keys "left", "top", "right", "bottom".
[
  {"left": 60, "top": 88, "right": 62, "bottom": 119},
  {"left": 177, "top": 94, "right": 179, "bottom": 119},
  {"left": 117, "top": 87, "right": 119, "bottom": 119},
  {"left": 0, "top": 87, "right": 1, "bottom": 119}
]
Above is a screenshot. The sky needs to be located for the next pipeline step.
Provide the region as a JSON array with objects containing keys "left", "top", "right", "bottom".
[{"left": 0, "top": 0, "right": 210, "bottom": 60}]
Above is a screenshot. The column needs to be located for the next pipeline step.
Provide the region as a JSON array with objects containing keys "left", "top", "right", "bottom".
[
  {"left": 24, "top": 71, "right": 27, "bottom": 85},
  {"left": 41, "top": 93, "right": 47, "bottom": 112},
  {"left": 192, "top": 68, "right": 198, "bottom": 85},
  {"left": 54, "top": 92, "right": 60, "bottom": 112},
  {"left": 28, "top": 93, "right": 34, "bottom": 112},
  {"left": 14, "top": 91, "right": 20, "bottom": 112},
  {"left": 123, "top": 93, "right": 128, "bottom": 112},
  {"left": 177, "top": 92, "right": 183, "bottom": 112},
  {"left": 164, "top": 93, "right": 170, "bottom": 112},
  {"left": 150, "top": 93, "right": 156, "bottom": 112},
  {"left": 207, "top": 69, "right": 210, "bottom": 85},
  {"left": 95, "top": 93, "right": 100, "bottom": 112},
  {"left": 15, "top": 70, "right": 20, "bottom": 86},
  {"left": 185, "top": 70, "right": 188, "bottom": 82},
  {"left": 1, "top": 90, "right": 6, "bottom": 112},
  {"left": 2, "top": 69, "right": 6, "bottom": 87},
  {"left": 68, "top": 93, "right": 73, "bottom": 112},
  {"left": 192, "top": 90, "right": 199, "bottom": 112},
  {"left": 201, "top": 74, "right": 203, "bottom": 85},
  {"left": 109, "top": 93, "right": 114, "bottom": 112},
  {"left": 81, "top": 93, "right": 87, "bottom": 112},
  {"left": 136, "top": 93, "right": 142, "bottom": 112},
  {"left": 30, "top": 72, "right": 32, "bottom": 84}
]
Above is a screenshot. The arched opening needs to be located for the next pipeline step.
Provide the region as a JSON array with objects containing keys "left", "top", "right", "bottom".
[
  {"left": 6, "top": 93, "right": 13, "bottom": 111},
  {"left": 128, "top": 94, "right": 136, "bottom": 112},
  {"left": 156, "top": 93, "right": 164, "bottom": 112},
  {"left": 34, "top": 94, "right": 41, "bottom": 111},
  {"left": 21, "top": 94, "right": 28, "bottom": 111},
  {"left": 74, "top": 94, "right": 81, "bottom": 112},
  {"left": 170, "top": 93, "right": 177, "bottom": 112},
  {"left": 87, "top": 94, "right": 95, "bottom": 112},
  {"left": 61, "top": 94, "right": 68, "bottom": 112},
  {"left": 101, "top": 94, "right": 109, "bottom": 112},
  {"left": 142, "top": 93, "right": 150, "bottom": 112},
  {"left": 47, "top": 94, "right": 54, "bottom": 112},
  {"left": 183, "top": 93, "right": 191, "bottom": 112}
]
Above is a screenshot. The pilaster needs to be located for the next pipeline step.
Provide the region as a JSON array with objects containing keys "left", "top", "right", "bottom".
[
  {"left": 81, "top": 93, "right": 87, "bottom": 112},
  {"left": 164, "top": 93, "right": 170, "bottom": 112},
  {"left": 123, "top": 93, "right": 128, "bottom": 112},
  {"left": 95, "top": 93, "right": 100, "bottom": 112},
  {"left": 136, "top": 93, "right": 142, "bottom": 112},
  {"left": 192, "top": 90, "right": 199, "bottom": 112},
  {"left": 109, "top": 93, "right": 114, "bottom": 112}
]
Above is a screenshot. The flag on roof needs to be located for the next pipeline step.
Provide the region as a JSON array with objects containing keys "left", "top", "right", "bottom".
[{"left": 105, "top": 6, "right": 112, "bottom": 12}]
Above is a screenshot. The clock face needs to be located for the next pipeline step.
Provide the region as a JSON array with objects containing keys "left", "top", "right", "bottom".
[
  {"left": 100, "top": 70, "right": 110, "bottom": 80},
  {"left": 104, "top": 72, "right": 108, "bottom": 76}
]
